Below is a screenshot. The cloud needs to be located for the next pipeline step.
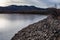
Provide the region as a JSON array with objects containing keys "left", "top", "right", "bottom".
[
  {"left": 0, "top": 0, "right": 60, "bottom": 8},
  {"left": 8, "top": 0, "right": 48, "bottom": 8},
  {"left": 38, "top": 0, "right": 60, "bottom": 8},
  {"left": 0, "top": 0, "right": 47, "bottom": 8},
  {"left": 48, "top": 0, "right": 60, "bottom": 3},
  {"left": 27, "top": 0, "right": 48, "bottom": 8}
]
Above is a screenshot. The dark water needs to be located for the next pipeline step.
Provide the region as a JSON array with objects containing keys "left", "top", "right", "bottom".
[{"left": 0, "top": 14, "right": 47, "bottom": 40}]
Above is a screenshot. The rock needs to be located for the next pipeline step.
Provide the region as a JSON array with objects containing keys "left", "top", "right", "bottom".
[{"left": 11, "top": 15, "right": 60, "bottom": 40}]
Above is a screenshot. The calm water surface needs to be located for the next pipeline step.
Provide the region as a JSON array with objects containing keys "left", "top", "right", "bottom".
[{"left": 0, "top": 14, "right": 47, "bottom": 40}]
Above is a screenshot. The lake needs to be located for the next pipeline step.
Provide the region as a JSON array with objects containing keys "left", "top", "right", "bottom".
[{"left": 0, "top": 14, "right": 47, "bottom": 40}]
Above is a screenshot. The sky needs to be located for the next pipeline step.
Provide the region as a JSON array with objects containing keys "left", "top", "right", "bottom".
[{"left": 0, "top": 0, "right": 60, "bottom": 8}]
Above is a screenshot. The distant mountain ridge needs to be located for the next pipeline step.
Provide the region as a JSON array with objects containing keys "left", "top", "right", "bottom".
[
  {"left": 0, "top": 5, "right": 45, "bottom": 11},
  {"left": 0, "top": 5, "right": 59, "bottom": 15}
]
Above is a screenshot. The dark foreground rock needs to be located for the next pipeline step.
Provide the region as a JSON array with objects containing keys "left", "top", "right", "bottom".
[{"left": 11, "top": 15, "right": 60, "bottom": 40}]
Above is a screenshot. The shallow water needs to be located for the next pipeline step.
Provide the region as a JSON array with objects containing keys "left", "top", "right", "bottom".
[{"left": 0, "top": 14, "right": 47, "bottom": 40}]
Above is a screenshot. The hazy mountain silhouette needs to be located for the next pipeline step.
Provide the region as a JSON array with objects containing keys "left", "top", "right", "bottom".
[{"left": 0, "top": 5, "right": 46, "bottom": 11}]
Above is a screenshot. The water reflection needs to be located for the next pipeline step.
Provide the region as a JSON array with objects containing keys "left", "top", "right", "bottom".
[{"left": 0, "top": 14, "right": 47, "bottom": 40}]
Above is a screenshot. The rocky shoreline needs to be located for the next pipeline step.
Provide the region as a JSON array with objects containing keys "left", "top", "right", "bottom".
[{"left": 11, "top": 15, "right": 60, "bottom": 40}]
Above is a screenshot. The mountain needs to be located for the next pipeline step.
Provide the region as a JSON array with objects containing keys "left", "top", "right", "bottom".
[
  {"left": 11, "top": 15, "right": 60, "bottom": 40},
  {"left": 0, "top": 5, "right": 46, "bottom": 12}
]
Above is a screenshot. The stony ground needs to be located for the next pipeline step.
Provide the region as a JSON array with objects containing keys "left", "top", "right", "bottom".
[{"left": 11, "top": 15, "right": 60, "bottom": 40}]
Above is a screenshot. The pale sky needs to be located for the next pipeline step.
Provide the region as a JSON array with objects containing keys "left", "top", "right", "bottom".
[{"left": 0, "top": 0, "right": 60, "bottom": 8}]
